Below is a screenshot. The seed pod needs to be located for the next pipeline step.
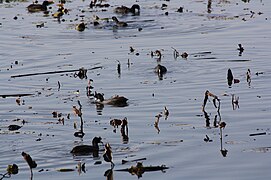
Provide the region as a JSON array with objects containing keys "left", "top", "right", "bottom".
[{"left": 22, "top": 152, "right": 37, "bottom": 169}]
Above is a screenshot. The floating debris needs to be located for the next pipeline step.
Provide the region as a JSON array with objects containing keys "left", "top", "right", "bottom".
[
  {"left": 249, "top": 132, "right": 266, "bottom": 136},
  {"left": 227, "top": 69, "right": 233, "bottom": 87},
  {"left": 219, "top": 121, "right": 226, "bottom": 129},
  {"left": 11, "top": 66, "right": 102, "bottom": 78},
  {"left": 164, "top": 106, "right": 169, "bottom": 120},
  {"left": 204, "top": 135, "right": 212, "bottom": 142},
  {"left": 57, "top": 168, "right": 75, "bottom": 172},
  {"left": 76, "top": 22, "right": 86, "bottom": 32},
  {"left": 122, "top": 158, "right": 147, "bottom": 165},
  {"left": 116, "top": 162, "right": 168, "bottom": 178},
  {"left": 16, "top": 98, "right": 21, "bottom": 106},
  {"left": 0, "top": 93, "right": 34, "bottom": 98},
  {"left": 237, "top": 44, "right": 244, "bottom": 56}
]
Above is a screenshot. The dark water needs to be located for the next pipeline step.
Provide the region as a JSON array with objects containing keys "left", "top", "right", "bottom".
[{"left": 0, "top": 0, "right": 271, "bottom": 179}]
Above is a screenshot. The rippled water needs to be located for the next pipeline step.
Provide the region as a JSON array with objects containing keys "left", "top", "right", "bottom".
[{"left": 1, "top": 0, "right": 271, "bottom": 179}]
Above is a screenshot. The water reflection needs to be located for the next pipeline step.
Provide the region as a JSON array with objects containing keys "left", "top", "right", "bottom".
[
  {"left": 203, "top": 110, "right": 220, "bottom": 128},
  {"left": 96, "top": 103, "right": 104, "bottom": 115},
  {"left": 207, "top": 0, "right": 212, "bottom": 13},
  {"left": 73, "top": 101, "right": 85, "bottom": 138},
  {"left": 246, "top": 69, "right": 251, "bottom": 86},
  {"left": 202, "top": 108, "right": 227, "bottom": 156},
  {"left": 120, "top": 119, "right": 129, "bottom": 144},
  {"left": 154, "top": 114, "right": 162, "bottom": 134},
  {"left": 104, "top": 169, "right": 113, "bottom": 180},
  {"left": 231, "top": 94, "right": 239, "bottom": 110},
  {"left": 110, "top": 118, "right": 129, "bottom": 143},
  {"left": 220, "top": 127, "right": 228, "bottom": 157}
]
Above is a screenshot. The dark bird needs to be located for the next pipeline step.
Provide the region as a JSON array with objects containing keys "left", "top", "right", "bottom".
[
  {"left": 112, "top": 16, "right": 128, "bottom": 27},
  {"left": 114, "top": 4, "right": 140, "bottom": 15},
  {"left": 8, "top": 124, "right": 22, "bottom": 131},
  {"left": 103, "top": 143, "right": 114, "bottom": 169},
  {"left": 27, "top": 1, "right": 51, "bottom": 13},
  {"left": 71, "top": 137, "right": 103, "bottom": 156}
]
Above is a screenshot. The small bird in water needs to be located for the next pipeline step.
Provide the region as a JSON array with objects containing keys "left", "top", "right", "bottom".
[
  {"left": 27, "top": 1, "right": 51, "bottom": 13},
  {"left": 112, "top": 16, "right": 128, "bottom": 27},
  {"left": 114, "top": 4, "right": 140, "bottom": 15},
  {"left": 103, "top": 143, "right": 114, "bottom": 168},
  {"left": 71, "top": 137, "right": 103, "bottom": 156},
  {"left": 95, "top": 93, "right": 128, "bottom": 107}
]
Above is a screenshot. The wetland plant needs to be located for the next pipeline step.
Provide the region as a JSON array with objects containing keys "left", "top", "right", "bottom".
[
  {"left": 103, "top": 143, "right": 114, "bottom": 169},
  {"left": 21, "top": 152, "right": 37, "bottom": 179}
]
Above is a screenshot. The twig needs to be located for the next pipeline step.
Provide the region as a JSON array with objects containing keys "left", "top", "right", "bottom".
[
  {"left": 11, "top": 66, "right": 102, "bottom": 78},
  {"left": 0, "top": 93, "right": 34, "bottom": 98},
  {"left": 249, "top": 132, "right": 266, "bottom": 136}
]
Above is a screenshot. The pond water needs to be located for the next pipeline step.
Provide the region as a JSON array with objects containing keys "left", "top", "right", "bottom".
[{"left": 0, "top": 0, "right": 271, "bottom": 179}]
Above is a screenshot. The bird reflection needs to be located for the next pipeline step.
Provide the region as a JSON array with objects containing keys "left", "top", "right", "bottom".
[
  {"left": 220, "top": 127, "right": 228, "bottom": 157},
  {"left": 154, "top": 114, "right": 162, "bottom": 134},
  {"left": 232, "top": 94, "right": 239, "bottom": 110},
  {"left": 104, "top": 168, "right": 113, "bottom": 180},
  {"left": 120, "top": 118, "right": 129, "bottom": 144},
  {"left": 202, "top": 109, "right": 227, "bottom": 156},
  {"left": 203, "top": 110, "right": 211, "bottom": 128},
  {"left": 207, "top": 0, "right": 212, "bottom": 13},
  {"left": 103, "top": 143, "right": 115, "bottom": 169},
  {"left": 96, "top": 103, "right": 104, "bottom": 115},
  {"left": 246, "top": 69, "right": 251, "bottom": 86},
  {"left": 202, "top": 110, "right": 221, "bottom": 128}
]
